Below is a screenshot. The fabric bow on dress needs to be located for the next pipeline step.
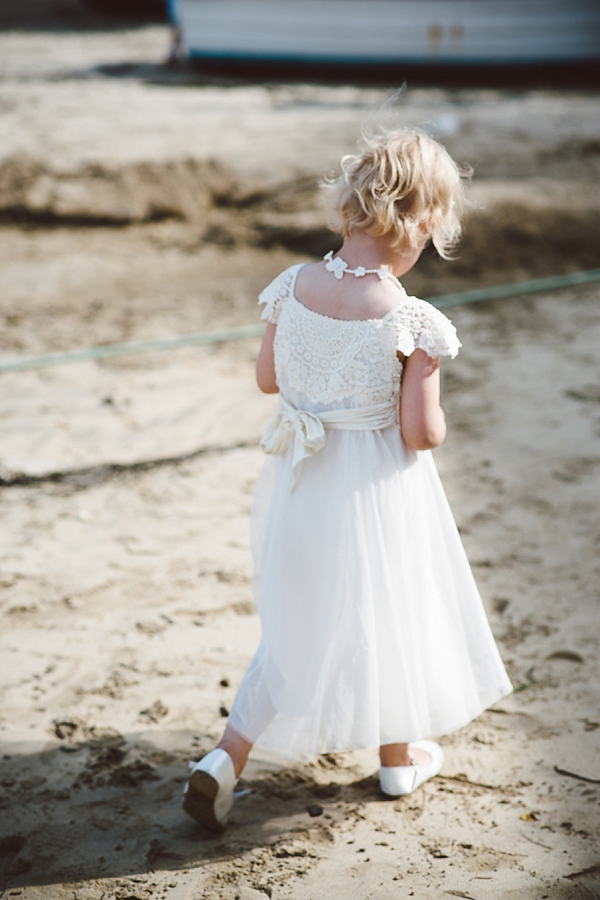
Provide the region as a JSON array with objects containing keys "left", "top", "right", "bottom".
[
  {"left": 260, "top": 402, "right": 327, "bottom": 488},
  {"left": 260, "top": 395, "right": 398, "bottom": 489}
]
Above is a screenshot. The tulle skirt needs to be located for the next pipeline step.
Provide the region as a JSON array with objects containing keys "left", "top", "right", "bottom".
[{"left": 228, "top": 423, "right": 512, "bottom": 760}]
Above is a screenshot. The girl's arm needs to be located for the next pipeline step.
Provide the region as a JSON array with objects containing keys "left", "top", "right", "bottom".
[
  {"left": 400, "top": 349, "right": 447, "bottom": 450},
  {"left": 256, "top": 323, "right": 279, "bottom": 393}
]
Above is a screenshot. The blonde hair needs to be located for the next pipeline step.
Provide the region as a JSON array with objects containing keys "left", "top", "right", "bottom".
[{"left": 323, "top": 130, "right": 467, "bottom": 259}]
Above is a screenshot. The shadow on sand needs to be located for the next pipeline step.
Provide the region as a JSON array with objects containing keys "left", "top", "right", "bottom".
[
  {"left": 80, "top": 57, "right": 600, "bottom": 92},
  {"left": 0, "top": 727, "right": 380, "bottom": 890}
]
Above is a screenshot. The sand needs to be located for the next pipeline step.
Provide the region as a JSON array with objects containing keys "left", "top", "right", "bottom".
[{"left": 0, "top": 16, "right": 599, "bottom": 900}]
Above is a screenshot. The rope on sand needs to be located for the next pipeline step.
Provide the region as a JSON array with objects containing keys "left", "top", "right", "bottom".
[
  {"left": 0, "top": 324, "right": 267, "bottom": 374},
  {"left": 431, "top": 268, "right": 600, "bottom": 309},
  {"left": 2, "top": 268, "right": 600, "bottom": 374}
]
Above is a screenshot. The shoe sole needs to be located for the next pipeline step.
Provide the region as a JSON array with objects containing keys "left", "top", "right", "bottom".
[{"left": 182, "top": 769, "right": 226, "bottom": 832}]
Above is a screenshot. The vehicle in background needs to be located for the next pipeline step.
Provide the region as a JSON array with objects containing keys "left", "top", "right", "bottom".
[{"left": 168, "top": 0, "right": 600, "bottom": 67}]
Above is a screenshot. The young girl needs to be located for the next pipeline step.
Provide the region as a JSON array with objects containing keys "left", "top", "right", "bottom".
[{"left": 183, "top": 130, "right": 512, "bottom": 831}]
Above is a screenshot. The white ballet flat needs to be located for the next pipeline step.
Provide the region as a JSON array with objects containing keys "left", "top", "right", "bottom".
[
  {"left": 182, "top": 748, "right": 236, "bottom": 831},
  {"left": 379, "top": 740, "right": 444, "bottom": 797}
]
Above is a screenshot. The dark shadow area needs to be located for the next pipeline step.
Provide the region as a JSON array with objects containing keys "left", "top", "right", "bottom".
[
  {"left": 0, "top": 438, "right": 260, "bottom": 489},
  {"left": 0, "top": 727, "right": 381, "bottom": 890},
  {"left": 84, "top": 0, "right": 166, "bottom": 18},
  {"left": 184, "top": 58, "right": 600, "bottom": 91},
  {"left": 0, "top": 207, "right": 182, "bottom": 230},
  {"left": 0, "top": 0, "right": 167, "bottom": 32},
  {"left": 87, "top": 57, "right": 600, "bottom": 91}
]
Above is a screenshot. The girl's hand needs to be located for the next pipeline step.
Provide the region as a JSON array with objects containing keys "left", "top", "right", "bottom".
[
  {"left": 256, "top": 323, "right": 279, "bottom": 393},
  {"left": 400, "top": 349, "right": 447, "bottom": 450}
]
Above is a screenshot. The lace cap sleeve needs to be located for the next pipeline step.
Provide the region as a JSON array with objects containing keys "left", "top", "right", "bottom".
[
  {"left": 391, "top": 297, "right": 461, "bottom": 360},
  {"left": 258, "top": 264, "right": 304, "bottom": 324}
]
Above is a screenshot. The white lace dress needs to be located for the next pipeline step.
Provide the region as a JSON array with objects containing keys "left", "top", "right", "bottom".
[{"left": 228, "top": 264, "right": 512, "bottom": 760}]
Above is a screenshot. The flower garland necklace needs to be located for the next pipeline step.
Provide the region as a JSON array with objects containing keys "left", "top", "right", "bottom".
[{"left": 324, "top": 250, "right": 393, "bottom": 281}]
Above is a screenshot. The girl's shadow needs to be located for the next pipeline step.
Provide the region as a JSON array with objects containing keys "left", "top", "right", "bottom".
[{"left": 0, "top": 729, "right": 382, "bottom": 889}]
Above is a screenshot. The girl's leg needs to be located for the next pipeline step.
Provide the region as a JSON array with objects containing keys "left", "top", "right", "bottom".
[
  {"left": 183, "top": 653, "right": 271, "bottom": 828},
  {"left": 217, "top": 725, "right": 253, "bottom": 778},
  {"left": 222, "top": 646, "right": 277, "bottom": 769},
  {"left": 380, "top": 742, "right": 432, "bottom": 766},
  {"left": 202, "top": 654, "right": 276, "bottom": 778}
]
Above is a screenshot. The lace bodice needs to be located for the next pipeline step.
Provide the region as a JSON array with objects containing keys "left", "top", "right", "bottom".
[{"left": 258, "top": 264, "right": 460, "bottom": 408}]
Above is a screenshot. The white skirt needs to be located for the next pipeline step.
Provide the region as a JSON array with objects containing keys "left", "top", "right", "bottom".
[{"left": 228, "top": 424, "right": 512, "bottom": 760}]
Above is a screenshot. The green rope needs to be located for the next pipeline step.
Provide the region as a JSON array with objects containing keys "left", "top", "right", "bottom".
[
  {"left": 0, "top": 323, "right": 266, "bottom": 373},
  {"left": 2, "top": 268, "right": 599, "bottom": 374},
  {"left": 431, "top": 268, "right": 600, "bottom": 309}
]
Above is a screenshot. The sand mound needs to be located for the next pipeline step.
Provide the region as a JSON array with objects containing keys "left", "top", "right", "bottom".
[{"left": 1, "top": 157, "right": 599, "bottom": 293}]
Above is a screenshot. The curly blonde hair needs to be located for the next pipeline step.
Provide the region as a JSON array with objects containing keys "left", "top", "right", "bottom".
[{"left": 323, "top": 130, "right": 467, "bottom": 259}]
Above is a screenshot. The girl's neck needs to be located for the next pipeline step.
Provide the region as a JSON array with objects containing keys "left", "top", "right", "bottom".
[{"left": 336, "top": 232, "right": 423, "bottom": 278}]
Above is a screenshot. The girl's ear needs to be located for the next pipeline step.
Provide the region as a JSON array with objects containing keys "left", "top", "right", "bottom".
[{"left": 417, "top": 221, "right": 432, "bottom": 248}]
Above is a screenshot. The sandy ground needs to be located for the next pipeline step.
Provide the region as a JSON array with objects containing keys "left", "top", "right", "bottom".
[{"left": 1, "top": 17, "right": 600, "bottom": 900}]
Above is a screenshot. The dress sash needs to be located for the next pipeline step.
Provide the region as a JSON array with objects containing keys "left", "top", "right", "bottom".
[{"left": 260, "top": 395, "right": 398, "bottom": 488}]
